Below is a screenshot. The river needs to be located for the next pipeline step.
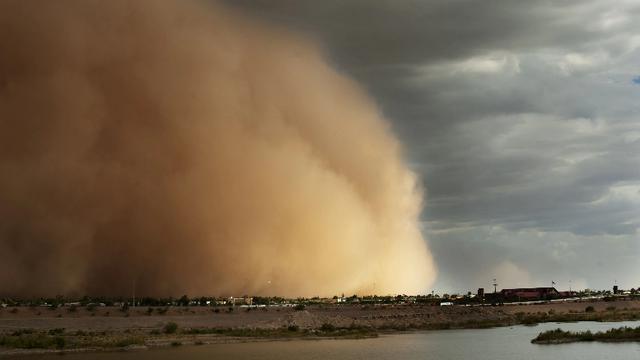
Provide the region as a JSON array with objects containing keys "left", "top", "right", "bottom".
[{"left": 27, "top": 321, "right": 640, "bottom": 360}]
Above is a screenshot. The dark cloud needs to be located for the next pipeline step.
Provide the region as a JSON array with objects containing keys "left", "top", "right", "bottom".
[{"left": 231, "top": 0, "right": 640, "bottom": 291}]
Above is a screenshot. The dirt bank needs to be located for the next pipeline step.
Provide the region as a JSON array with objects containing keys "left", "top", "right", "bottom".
[{"left": 1, "top": 300, "right": 639, "bottom": 356}]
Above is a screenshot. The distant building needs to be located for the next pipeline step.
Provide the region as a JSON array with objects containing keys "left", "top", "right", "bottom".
[
  {"left": 228, "top": 296, "right": 253, "bottom": 306},
  {"left": 557, "top": 291, "right": 576, "bottom": 298},
  {"left": 477, "top": 288, "right": 484, "bottom": 299},
  {"left": 499, "top": 287, "right": 559, "bottom": 301}
]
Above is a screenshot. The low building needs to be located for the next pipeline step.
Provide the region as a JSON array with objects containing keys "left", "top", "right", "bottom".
[
  {"left": 228, "top": 296, "right": 253, "bottom": 306},
  {"left": 500, "top": 287, "right": 559, "bottom": 301}
]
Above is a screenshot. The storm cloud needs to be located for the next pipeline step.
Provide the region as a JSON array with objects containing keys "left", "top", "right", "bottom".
[{"left": 231, "top": 0, "right": 640, "bottom": 292}]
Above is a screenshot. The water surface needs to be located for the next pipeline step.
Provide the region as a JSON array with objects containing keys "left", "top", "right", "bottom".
[{"left": 28, "top": 321, "right": 640, "bottom": 360}]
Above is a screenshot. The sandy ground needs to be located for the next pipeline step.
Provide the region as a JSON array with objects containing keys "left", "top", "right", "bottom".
[{"left": 1, "top": 299, "right": 639, "bottom": 333}]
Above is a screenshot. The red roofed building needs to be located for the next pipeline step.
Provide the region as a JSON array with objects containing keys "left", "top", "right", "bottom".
[{"left": 500, "top": 287, "right": 559, "bottom": 301}]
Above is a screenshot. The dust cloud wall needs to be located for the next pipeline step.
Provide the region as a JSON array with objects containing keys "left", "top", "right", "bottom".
[{"left": 0, "top": 0, "right": 436, "bottom": 297}]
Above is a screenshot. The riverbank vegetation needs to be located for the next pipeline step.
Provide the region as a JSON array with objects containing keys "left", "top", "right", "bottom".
[
  {"left": 532, "top": 326, "right": 640, "bottom": 344},
  {"left": 2, "top": 301, "right": 640, "bottom": 355},
  {"left": 0, "top": 324, "right": 378, "bottom": 353}
]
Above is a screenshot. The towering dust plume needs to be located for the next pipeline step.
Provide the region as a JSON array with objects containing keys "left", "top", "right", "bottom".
[{"left": 0, "top": 0, "right": 435, "bottom": 297}]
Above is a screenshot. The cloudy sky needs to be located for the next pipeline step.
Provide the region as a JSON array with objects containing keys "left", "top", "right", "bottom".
[{"left": 228, "top": 0, "right": 640, "bottom": 293}]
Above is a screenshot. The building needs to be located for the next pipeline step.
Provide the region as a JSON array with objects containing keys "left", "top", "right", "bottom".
[
  {"left": 499, "top": 287, "right": 560, "bottom": 301},
  {"left": 228, "top": 296, "right": 253, "bottom": 306}
]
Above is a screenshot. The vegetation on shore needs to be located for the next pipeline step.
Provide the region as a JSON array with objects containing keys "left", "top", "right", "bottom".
[
  {"left": 2, "top": 302, "right": 640, "bottom": 354},
  {"left": 181, "top": 323, "right": 377, "bottom": 339},
  {"left": 0, "top": 323, "right": 377, "bottom": 352},
  {"left": 0, "top": 328, "right": 145, "bottom": 350},
  {"left": 532, "top": 326, "right": 640, "bottom": 344},
  {"left": 512, "top": 306, "right": 640, "bottom": 326},
  {"left": 381, "top": 305, "right": 640, "bottom": 331}
]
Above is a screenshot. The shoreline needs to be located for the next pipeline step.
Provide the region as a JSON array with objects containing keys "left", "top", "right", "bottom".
[{"left": 2, "top": 300, "right": 640, "bottom": 356}]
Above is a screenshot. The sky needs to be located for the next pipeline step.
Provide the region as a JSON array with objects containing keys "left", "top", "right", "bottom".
[{"left": 228, "top": 0, "right": 640, "bottom": 293}]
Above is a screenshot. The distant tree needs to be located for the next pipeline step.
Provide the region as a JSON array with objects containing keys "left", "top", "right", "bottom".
[{"left": 178, "top": 295, "right": 190, "bottom": 307}]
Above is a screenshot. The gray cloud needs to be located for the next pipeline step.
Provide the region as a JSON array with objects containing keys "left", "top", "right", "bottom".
[{"left": 230, "top": 0, "right": 640, "bottom": 291}]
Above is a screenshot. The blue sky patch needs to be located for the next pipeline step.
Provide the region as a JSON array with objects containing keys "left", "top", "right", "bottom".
[{"left": 633, "top": 76, "right": 640, "bottom": 84}]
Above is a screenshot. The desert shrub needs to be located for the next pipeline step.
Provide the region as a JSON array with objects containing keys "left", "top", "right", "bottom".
[
  {"left": 320, "top": 323, "right": 336, "bottom": 332},
  {"left": 11, "top": 329, "right": 35, "bottom": 336},
  {"left": 156, "top": 307, "right": 168, "bottom": 315},
  {"left": 0, "top": 334, "right": 65, "bottom": 349},
  {"left": 48, "top": 328, "right": 65, "bottom": 335},
  {"left": 163, "top": 322, "right": 178, "bottom": 334},
  {"left": 287, "top": 325, "right": 299, "bottom": 332},
  {"left": 115, "top": 337, "right": 143, "bottom": 347},
  {"left": 585, "top": 306, "right": 595, "bottom": 313},
  {"left": 294, "top": 304, "right": 306, "bottom": 311}
]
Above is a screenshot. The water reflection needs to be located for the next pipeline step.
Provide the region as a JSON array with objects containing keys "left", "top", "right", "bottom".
[{"left": 28, "top": 321, "right": 640, "bottom": 360}]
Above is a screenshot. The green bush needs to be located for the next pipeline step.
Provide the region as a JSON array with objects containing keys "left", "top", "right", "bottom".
[
  {"left": 0, "top": 334, "right": 65, "bottom": 349},
  {"left": 53, "top": 336, "right": 66, "bottom": 349},
  {"left": 533, "top": 326, "right": 640, "bottom": 343},
  {"left": 320, "top": 323, "right": 336, "bottom": 332},
  {"left": 163, "top": 322, "right": 178, "bottom": 334}
]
